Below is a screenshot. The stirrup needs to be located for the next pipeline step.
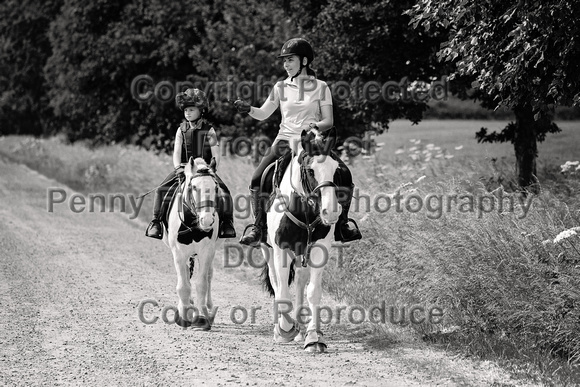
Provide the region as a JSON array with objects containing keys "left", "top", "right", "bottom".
[
  {"left": 239, "top": 224, "right": 269, "bottom": 247},
  {"left": 218, "top": 221, "right": 236, "bottom": 239},
  {"left": 338, "top": 218, "right": 362, "bottom": 243},
  {"left": 145, "top": 220, "right": 163, "bottom": 239}
]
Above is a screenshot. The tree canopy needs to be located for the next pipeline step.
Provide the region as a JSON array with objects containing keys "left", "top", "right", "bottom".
[
  {"left": 283, "top": 0, "right": 449, "bottom": 139},
  {"left": 407, "top": 0, "right": 580, "bottom": 188},
  {"left": 1, "top": 0, "right": 578, "bottom": 178}
]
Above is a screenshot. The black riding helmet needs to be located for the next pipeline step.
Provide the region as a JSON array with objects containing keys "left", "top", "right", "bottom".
[
  {"left": 175, "top": 88, "right": 209, "bottom": 114},
  {"left": 278, "top": 38, "right": 314, "bottom": 80}
]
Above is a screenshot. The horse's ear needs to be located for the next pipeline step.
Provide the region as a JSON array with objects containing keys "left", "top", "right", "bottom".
[
  {"left": 184, "top": 160, "right": 193, "bottom": 177},
  {"left": 301, "top": 128, "right": 336, "bottom": 156},
  {"left": 301, "top": 130, "right": 315, "bottom": 155},
  {"left": 322, "top": 127, "right": 337, "bottom": 155}
]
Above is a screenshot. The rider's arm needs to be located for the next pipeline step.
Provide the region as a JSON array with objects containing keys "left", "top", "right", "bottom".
[
  {"left": 173, "top": 127, "right": 183, "bottom": 168},
  {"left": 248, "top": 85, "right": 279, "bottom": 120},
  {"left": 208, "top": 128, "right": 220, "bottom": 168},
  {"left": 314, "top": 104, "right": 334, "bottom": 132},
  {"left": 313, "top": 83, "right": 334, "bottom": 133}
]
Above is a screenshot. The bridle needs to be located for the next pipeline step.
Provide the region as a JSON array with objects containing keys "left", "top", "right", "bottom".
[
  {"left": 277, "top": 150, "right": 338, "bottom": 266},
  {"left": 177, "top": 168, "right": 218, "bottom": 235}
]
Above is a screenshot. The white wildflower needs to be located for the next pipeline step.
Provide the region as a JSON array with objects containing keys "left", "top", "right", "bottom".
[
  {"left": 445, "top": 155, "right": 454, "bottom": 159},
  {"left": 554, "top": 229, "right": 578, "bottom": 244},
  {"left": 395, "top": 149, "right": 405, "bottom": 154},
  {"left": 376, "top": 142, "right": 385, "bottom": 146},
  {"left": 409, "top": 146, "right": 418, "bottom": 151},
  {"left": 541, "top": 240, "right": 551, "bottom": 246},
  {"left": 454, "top": 145, "right": 463, "bottom": 150}
]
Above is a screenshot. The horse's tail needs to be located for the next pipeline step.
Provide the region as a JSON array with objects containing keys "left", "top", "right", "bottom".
[{"left": 259, "top": 259, "right": 295, "bottom": 297}]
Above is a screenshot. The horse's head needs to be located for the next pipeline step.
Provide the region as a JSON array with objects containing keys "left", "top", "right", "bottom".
[
  {"left": 295, "top": 129, "right": 342, "bottom": 225},
  {"left": 183, "top": 157, "right": 218, "bottom": 232}
]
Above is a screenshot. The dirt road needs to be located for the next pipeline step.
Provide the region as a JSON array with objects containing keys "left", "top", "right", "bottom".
[{"left": 0, "top": 156, "right": 523, "bottom": 386}]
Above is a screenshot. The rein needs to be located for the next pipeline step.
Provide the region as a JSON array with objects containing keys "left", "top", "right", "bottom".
[{"left": 278, "top": 151, "right": 337, "bottom": 267}]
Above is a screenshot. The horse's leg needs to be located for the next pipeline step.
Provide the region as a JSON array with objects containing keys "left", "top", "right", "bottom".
[
  {"left": 172, "top": 245, "right": 194, "bottom": 328},
  {"left": 294, "top": 264, "right": 310, "bottom": 341},
  {"left": 192, "top": 240, "right": 214, "bottom": 330},
  {"left": 206, "top": 259, "right": 214, "bottom": 311},
  {"left": 264, "top": 245, "right": 278, "bottom": 296},
  {"left": 303, "top": 243, "right": 329, "bottom": 352},
  {"left": 271, "top": 245, "right": 299, "bottom": 343}
]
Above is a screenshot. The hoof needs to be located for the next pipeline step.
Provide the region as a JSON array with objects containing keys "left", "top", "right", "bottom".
[
  {"left": 303, "top": 342, "right": 327, "bottom": 353},
  {"left": 174, "top": 311, "right": 193, "bottom": 328},
  {"left": 303, "top": 330, "right": 327, "bottom": 353},
  {"left": 191, "top": 315, "right": 211, "bottom": 331},
  {"left": 273, "top": 321, "right": 300, "bottom": 343}
]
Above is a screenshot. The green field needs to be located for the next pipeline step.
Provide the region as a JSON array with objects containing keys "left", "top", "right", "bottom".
[{"left": 379, "top": 119, "right": 579, "bottom": 166}]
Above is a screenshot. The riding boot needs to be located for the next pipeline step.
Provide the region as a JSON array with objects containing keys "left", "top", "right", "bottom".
[
  {"left": 334, "top": 184, "right": 362, "bottom": 243},
  {"left": 218, "top": 194, "right": 236, "bottom": 239},
  {"left": 239, "top": 187, "right": 268, "bottom": 246},
  {"left": 145, "top": 190, "right": 164, "bottom": 239}
]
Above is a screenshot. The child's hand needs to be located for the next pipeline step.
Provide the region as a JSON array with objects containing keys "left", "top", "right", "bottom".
[
  {"left": 174, "top": 166, "right": 185, "bottom": 183},
  {"left": 233, "top": 100, "right": 251, "bottom": 114},
  {"left": 209, "top": 157, "right": 217, "bottom": 172}
]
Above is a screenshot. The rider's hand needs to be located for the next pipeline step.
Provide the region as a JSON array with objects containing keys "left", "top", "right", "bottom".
[
  {"left": 174, "top": 166, "right": 185, "bottom": 183},
  {"left": 233, "top": 99, "right": 251, "bottom": 114},
  {"left": 309, "top": 123, "right": 324, "bottom": 144},
  {"left": 309, "top": 123, "right": 322, "bottom": 136}
]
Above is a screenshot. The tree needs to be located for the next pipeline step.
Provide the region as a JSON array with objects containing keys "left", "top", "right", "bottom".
[
  {"left": 0, "top": 0, "right": 62, "bottom": 135},
  {"left": 281, "top": 0, "right": 450, "bottom": 143},
  {"left": 407, "top": 0, "right": 580, "bottom": 190},
  {"left": 43, "top": 0, "right": 296, "bottom": 150},
  {"left": 44, "top": 0, "right": 211, "bottom": 147}
]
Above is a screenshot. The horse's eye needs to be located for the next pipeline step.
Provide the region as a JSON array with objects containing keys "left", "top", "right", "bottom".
[{"left": 308, "top": 169, "right": 315, "bottom": 177}]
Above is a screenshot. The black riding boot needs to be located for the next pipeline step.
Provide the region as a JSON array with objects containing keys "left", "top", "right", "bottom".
[
  {"left": 145, "top": 190, "right": 164, "bottom": 239},
  {"left": 335, "top": 184, "right": 362, "bottom": 243},
  {"left": 239, "top": 188, "right": 268, "bottom": 246},
  {"left": 218, "top": 194, "right": 236, "bottom": 239}
]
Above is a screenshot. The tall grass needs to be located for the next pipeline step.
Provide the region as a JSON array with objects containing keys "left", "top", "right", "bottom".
[
  {"left": 323, "top": 130, "right": 580, "bottom": 385},
  {"left": 1, "top": 121, "right": 579, "bottom": 384}
]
